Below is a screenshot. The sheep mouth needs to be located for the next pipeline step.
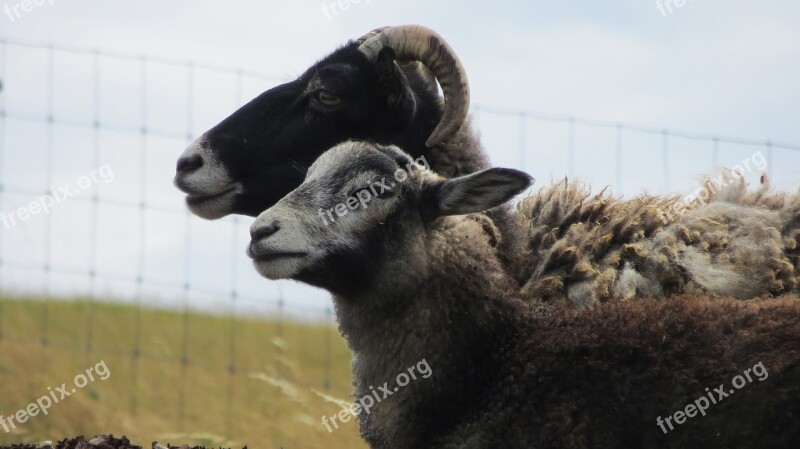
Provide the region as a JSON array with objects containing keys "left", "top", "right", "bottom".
[
  {"left": 249, "top": 250, "right": 309, "bottom": 280},
  {"left": 185, "top": 185, "right": 238, "bottom": 206},
  {"left": 249, "top": 251, "right": 308, "bottom": 263},
  {"left": 181, "top": 184, "right": 240, "bottom": 220}
]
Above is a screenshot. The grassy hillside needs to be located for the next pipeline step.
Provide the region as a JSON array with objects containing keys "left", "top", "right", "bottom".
[{"left": 0, "top": 297, "right": 366, "bottom": 449}]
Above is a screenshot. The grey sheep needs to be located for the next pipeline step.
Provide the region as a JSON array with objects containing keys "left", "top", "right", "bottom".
[{"left": 246, "top": 141, "right": 800, "bottom": 449}]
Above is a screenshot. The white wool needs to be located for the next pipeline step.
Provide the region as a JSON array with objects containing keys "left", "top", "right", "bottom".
[{"left": 612, "top": 265, "right": 663, "bottom": 301}]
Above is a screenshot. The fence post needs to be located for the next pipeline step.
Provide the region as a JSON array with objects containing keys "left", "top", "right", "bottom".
[
  {"left": 767, "top": 141, "right": 774, "bottom": 178},
  {"left": 0, "top": 38, "right": 6, "bottom": 342},
  {"left": 567, "top": 117, "right": 575, "bottom": 178},
  {"left": 615, "top": 124, "right": 622, "bottom": 193},
  {"left": 86, "top": 49, "right": 101, "bottom": 366},
  {"left": 712, "top": 137, "right": 719, "bottom": 170},
  {"left": 518, "top": 112, "right": 526, "bottom": 171},
  {"left": 662, "top": 130, "right": 669, "bottom": 193}
]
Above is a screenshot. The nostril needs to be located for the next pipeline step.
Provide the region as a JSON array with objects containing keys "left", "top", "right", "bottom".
[
  {"left": 176, "top": 154, "right": 203, "bottom": 175},
  {"left": 250, "top": 222, "right": 281, "bottom": 241}
]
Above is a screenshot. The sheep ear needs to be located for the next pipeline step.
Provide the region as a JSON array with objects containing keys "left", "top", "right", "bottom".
[
  {"left": 431, "top": 168, "right": 533, "bottom": 217},
  {"left": 376, "top": 47, "right": 417, "bottom": 129}
]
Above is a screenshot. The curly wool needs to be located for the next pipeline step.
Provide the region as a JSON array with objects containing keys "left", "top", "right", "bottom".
[
  {"left": 518, "top": 172, "right": 800, "bottom": 306},
  {"left": 338, "top": 210, "right": 800, "bottom": 449}
]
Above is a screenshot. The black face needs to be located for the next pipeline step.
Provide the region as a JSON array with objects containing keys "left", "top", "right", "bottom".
[{"left": 174, "top": 42, "right": 440, "bottom": 219}]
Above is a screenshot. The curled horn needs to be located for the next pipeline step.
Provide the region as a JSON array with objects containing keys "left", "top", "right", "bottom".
[
  {"left": 356, "top": 27, "right": 390, "bottom": 45},
  {"left": 358, "top": 25, "right": 469, "bottom": 147}
]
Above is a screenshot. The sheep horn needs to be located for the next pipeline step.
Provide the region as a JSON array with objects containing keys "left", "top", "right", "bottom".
[
  {"left": 358, "top": 25, "right": 470, "bottom": 148},
  {"left": 356, "top": 27, "right": 391, "bottom": 45}
]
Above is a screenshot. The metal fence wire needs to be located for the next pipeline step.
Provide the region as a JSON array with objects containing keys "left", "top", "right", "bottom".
[{"left": 0, "top": 38, "right": 798, "bottom": 443}]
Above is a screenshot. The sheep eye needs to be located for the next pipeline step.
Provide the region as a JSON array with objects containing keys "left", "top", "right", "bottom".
[{"left": 318, "top": 90, "right": 342, "bottom": 106}]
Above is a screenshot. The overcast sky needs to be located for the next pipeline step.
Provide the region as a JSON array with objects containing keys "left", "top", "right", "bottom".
[
  {"left": 3, "top": 0, "right": 798, "bottom": 141},
  {"left": 1, "top": 0, "right": 799, "bottom": 317}
]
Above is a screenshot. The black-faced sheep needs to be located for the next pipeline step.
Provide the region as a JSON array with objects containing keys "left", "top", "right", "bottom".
[
  {"left": 174, "top": 24, "right": 481, "bottom": 218},
  {"left": 247, "top": 141, "right": 800, "bottom": 449}
]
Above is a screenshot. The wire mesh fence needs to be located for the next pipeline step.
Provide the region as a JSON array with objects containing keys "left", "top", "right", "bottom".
[{"left": 0, "top": 37, "right": 798, "bottom": 445}]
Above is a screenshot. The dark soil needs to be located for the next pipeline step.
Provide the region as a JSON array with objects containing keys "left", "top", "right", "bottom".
[{"left": 0, "top": 435, "right": 247, "bottom": 449}]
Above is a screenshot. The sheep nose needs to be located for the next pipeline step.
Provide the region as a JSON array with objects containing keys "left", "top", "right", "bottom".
[
  {"left": 250, "top": 221, "right": 281, "bottom": 242},
  {"left": 176, "top": 154, "right": 203, "bottom": 175}
]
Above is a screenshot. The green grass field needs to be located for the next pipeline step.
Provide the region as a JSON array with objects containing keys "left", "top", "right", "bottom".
[{"left": 0, "top": 297, "right": 367, "bottom": 449}]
